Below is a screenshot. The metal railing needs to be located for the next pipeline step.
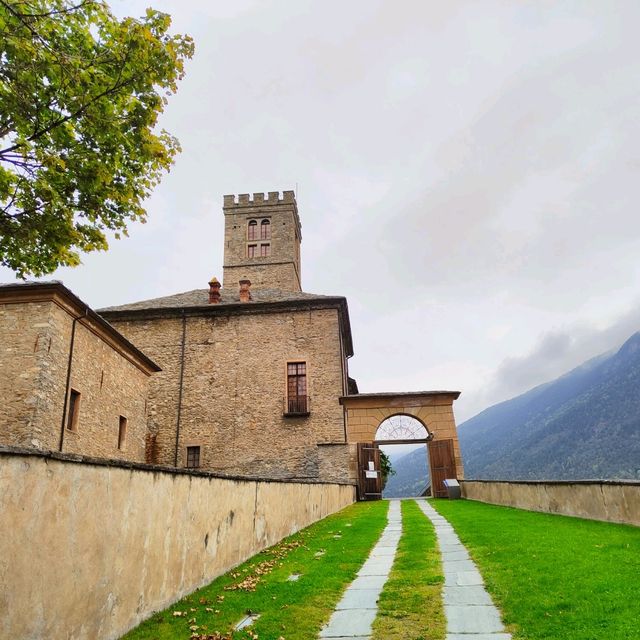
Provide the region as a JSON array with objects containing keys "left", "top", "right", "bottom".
[{"left": 284, "top": 395, "right": 310, "bottom": 416}]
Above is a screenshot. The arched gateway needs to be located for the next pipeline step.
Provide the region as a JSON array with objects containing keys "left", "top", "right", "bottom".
[{"left": 339, "top": 391, "right": 463, "bottom": 500}]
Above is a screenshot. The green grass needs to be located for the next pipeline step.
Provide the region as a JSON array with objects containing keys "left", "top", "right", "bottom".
[
  {"left": 372, "top": 499, "right": 445, "bottom": 640},
  {"left": 122, "top": 500, "right": 388, "bottom": 640},
  {"left": 432, "top": 499, "right": 640, "bottom": 640}
]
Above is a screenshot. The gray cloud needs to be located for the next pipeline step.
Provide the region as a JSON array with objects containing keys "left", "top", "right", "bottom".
[{"left": 2, "top": 1, "right": 640, "bottom": 427}]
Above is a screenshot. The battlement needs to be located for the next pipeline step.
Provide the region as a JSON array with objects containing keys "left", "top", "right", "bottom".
[{"left": 223, "top": 190, "right": 296, "bottom": 208}]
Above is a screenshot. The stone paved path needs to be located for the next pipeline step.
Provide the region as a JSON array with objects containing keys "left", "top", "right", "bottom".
[
  {"left": 319, "top": 500, "right": 401, "bottom": 639},
  {"left": 416, "top": 500, "right": 512, "bottom": 640}
]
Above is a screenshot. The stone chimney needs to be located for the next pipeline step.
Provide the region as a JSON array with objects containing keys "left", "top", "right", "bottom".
[
  {"left": 239, "top": 279, "right": 252, "bottom": 302},
  {"left": 208, "top": 277, "right": 221, "bottom": 303}
]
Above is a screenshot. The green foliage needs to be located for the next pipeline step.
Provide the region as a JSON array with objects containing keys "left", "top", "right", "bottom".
[
  {"left": 372, "top": 500, "right": 445, "bottom": 640},
  {"left": 433, "top": 499, "right": 640, "bottom": 640},
  {"left": 0, "top": 0, "right": 194, "bottom": 276},
  {"left": 379, "top": 449, "right": 395, "bottom": 490}
]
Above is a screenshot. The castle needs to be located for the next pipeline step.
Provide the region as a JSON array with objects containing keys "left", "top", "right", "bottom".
[{"left": 0, "top": 191, "right": 463, "bottom": 496}]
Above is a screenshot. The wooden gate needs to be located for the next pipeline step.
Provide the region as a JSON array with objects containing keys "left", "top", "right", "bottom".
[
  {"left": 428, "top": 438, "right": 457, "bottom": 498},
  {"left": 357, "top": 443, "right": 382, "bottom": 500}
]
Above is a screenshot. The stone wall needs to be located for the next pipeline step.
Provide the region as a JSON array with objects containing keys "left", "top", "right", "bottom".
[
  {"left": 461, "top": 480, "right": 640, "bottom": 526},
  {"left": 109, "top": 307, "right": 349, "bottom": 481},
  {"left": 0, "top": 296, "right": 152, "bottom": 460},
  {"left": 0, "top": 447, "right": 356, "bottom": 640}
]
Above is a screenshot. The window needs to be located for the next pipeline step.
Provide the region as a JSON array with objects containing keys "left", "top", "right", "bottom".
[
  {"left": 118, "top": 416, "right": 127, "bottom": 450},
  {"left": 247, "top": 244, "right": 257, "bottom": 258},
  {"left": 247, "top": 220, "right": 257, "bottom": 240},
  {"left": 260, "top": 243, "right": 271, "bottom": 257},
  {"left": 286, "top": 362, "right": 308, "bottom": 414},
  {"left": 260, "top": 219, "right": 271, "bottom": 240},
  {"left": 66, "top": 389, "right": 80, "bottom": 431},
  {"left": 186, "top": 446, "right": 201, "bottom": 468}
]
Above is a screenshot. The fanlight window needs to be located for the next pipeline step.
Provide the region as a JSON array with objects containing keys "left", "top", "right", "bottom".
[
  {"left": 260, "top": 219, "right": 271, "bottom": 240},
  {"left": 248, "top": 220, "right": 258, "bottom": 240},
  {"left": 375, "top": 415, "right": 428, "bottom": 441}
]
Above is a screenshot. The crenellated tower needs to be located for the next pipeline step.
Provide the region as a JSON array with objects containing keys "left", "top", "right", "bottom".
[{"left": 222, "top": 191, "right": 302, "bottom": 292}]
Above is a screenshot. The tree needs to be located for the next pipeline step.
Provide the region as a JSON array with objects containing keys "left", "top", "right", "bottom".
[
  {"left": 0, "top": 0, "right": 194, "bottom": 277},
  {"left": 380, "top": 450, "right": 395, "bottom": 491}
]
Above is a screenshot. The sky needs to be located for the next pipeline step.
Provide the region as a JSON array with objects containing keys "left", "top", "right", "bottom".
[{"left": 3, "top": 0, "right": 640, "bottom": 423}]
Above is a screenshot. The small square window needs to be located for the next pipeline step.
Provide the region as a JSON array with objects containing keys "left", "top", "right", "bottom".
[
  {"left": 186, "top": 446, "right": 201, "bottom": 468},
  {"left": 247, "top": 244, "right": 257, "bottom": 258},
  {"left": 260, "top": 243, "right": 271, "bottom": 257}
]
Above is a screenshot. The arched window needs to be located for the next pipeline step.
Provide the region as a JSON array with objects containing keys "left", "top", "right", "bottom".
[
  {"left": 260, "top": 219, "right": 271, "bottom": 240},
  {"left": 248, "top": 220, "right": 257, "bottom": 240}
]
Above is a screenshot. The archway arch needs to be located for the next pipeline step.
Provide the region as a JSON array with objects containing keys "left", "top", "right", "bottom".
[
  {"left": 375, "top": 413, "right": 432, "bottom": 444},
  {"left": 340, "top": 391, "right": 463, "bottom": 500}
]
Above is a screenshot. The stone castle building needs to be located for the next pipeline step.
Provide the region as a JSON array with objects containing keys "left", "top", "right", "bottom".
[{"left": 0, "top": 191, "right": 463, "bottom": 495}]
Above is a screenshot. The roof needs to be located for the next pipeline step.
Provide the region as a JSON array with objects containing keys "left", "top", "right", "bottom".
[
  {"left": 98, "top": 287, "right": 338, "bottom": 311},
  {"left": 98, "top": 287, "right": 355, "bottom": 357},
  {"left": 0, "top": 281, "right": 161, "bottom": 374},
  {"left": 340, "top": 390, "right": 461, "bottom": 404}
]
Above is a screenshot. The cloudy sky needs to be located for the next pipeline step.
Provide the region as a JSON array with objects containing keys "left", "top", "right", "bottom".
[{"left": 3, "top": 0, "right": 640, "bottom": 422}]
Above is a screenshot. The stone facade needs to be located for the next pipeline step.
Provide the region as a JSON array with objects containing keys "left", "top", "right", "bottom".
[
  {"left": 0, "top": 283, "right": 159, "bottom": 461},
  {"left": 103, "top": 302, "right": 353, "bottom": 482},
  {"left": 222, "top": 191, "right": 302, "bottom": 291}
]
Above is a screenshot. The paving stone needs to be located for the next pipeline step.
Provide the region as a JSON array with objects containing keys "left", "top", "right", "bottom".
[
  {"left": 444, "top": 570, "right": 484, "bottom": 586},
  {"left": 358, "top": 560, "right": 394, "bottom": 576},
  {"left": 335, "top": 588, "right": 380, "bottom": 610},
  {"left": 349, "top": 574, "right": 388, "bottom": 590},
  {"left": 442, "top": 559, "right": 477, "bottom": 572},
  {"left": 443, "top": 585, "right": 493, "bottom": 605},
  {"left": 319, "top": 608, "right": 377, "bottom": 637},
  {"left": 441, "top": 550, "right": 470, "bottom": 562},
  {"left": 445, "top": 605, "right": 504, "bottom": 634}
]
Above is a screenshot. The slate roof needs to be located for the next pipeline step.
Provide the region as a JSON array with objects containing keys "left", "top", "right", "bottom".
[
  {"left": 97, "top": 287, "right": 339, "bottom": 312},
  {"left": 98, "top": 287, "right": 354, "bottom": 357}
]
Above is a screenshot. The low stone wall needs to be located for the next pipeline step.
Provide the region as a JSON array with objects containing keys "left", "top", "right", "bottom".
[
  {"left": 461, "top": 479, "right": 640, "bottom": 526},
  {"left": 0, "top": 447, "right": 355, "bottom": 640}
]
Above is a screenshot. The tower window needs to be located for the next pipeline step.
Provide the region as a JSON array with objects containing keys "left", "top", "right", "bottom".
[
  {"left": 247, "top": 220, "right": 257, "bottom": 241},
  {"left": 186, "top": 446, "right": 201, "bottom": 468},
  {"left": 260, "top": 219, "right": 271, "bottom": 240},
  {"left": 260, "top": 243, "right": 271, "bottom": 257},
  {"left": 247, "top": 244, "right": 257, "bottom": 258}
]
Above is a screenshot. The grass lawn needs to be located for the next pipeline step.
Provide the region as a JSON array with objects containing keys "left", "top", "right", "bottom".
[
  {"left": 122, "top": 500, "right": 388, "bottom": 640},
  {"left": 432, "top": 499, "right": 640, "bottom": 640},
  {"left": 372, "top": 499, "right": 446, "bottom": 640}
]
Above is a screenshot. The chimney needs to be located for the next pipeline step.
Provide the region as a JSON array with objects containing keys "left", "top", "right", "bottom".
[
  {"left": 208, "top": 277, "right": 221, "bottom": 303},
  {"left": 239, "top": 279, "right": 252, "bottom": 302}
]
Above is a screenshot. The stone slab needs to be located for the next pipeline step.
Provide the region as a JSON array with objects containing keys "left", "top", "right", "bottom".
[
  {"left": 319, "top": 608, "right": 377, "bottom": 637},
  {"left": 445, "top": 605, "right": 504, "bottom": 634},
  {"left": 444, "top": 570, "right": 484, "bottom": 586},
  {"left": 441, "top": 550, "right": 470, "bottom": 562},
  {"left": 335, "top": 588, "right": 380, "bottom": 610},
  {"left": 349, "top": 574, "right": 388, "bottom": 590},
  {"left": 442, "top": 559, "right": 477, "bottom": 572},
  {"left": 443, "top": 585, "right": 493, "bottom": 606}
]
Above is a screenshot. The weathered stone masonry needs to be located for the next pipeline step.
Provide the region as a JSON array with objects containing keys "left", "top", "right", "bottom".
[
  {"left": 0, "top": 282, "right": 159, "bottom": 461},
  {"left": 102, "top": 296, "right": 354, "bottom": 482}
]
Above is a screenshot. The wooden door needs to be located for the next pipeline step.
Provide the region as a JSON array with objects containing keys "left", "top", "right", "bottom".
[
  {"left": 428, "top": 439, "right": 456, "bottom": 498},
  {"left": 357, "top": 443, "right": 382, "bottom": 500}
]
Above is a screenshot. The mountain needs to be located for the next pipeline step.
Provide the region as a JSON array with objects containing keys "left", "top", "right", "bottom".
[
  {"left": 458, "top": 332, "right": 640, "bottom": 480},
  {"left": 383, "top": 445, "right": 430, "bottom": 498}
]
